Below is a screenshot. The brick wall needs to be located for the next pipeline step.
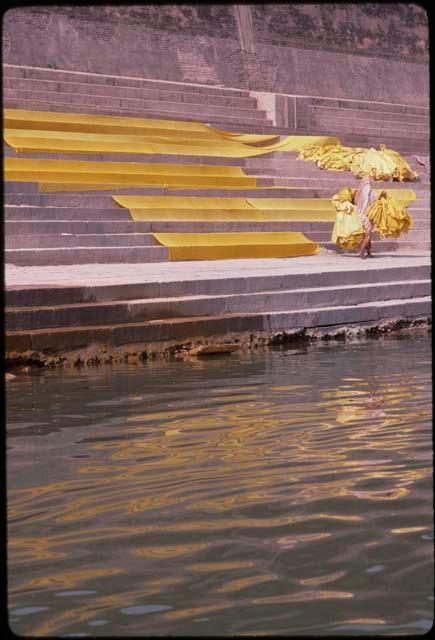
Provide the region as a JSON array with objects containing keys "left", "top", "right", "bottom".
[{"left": 2, "top": 4, "right": 429, "bottom": 106}]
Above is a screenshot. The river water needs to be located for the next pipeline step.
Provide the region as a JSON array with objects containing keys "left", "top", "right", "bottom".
[{"left": 7, "top": 330, "right": 433, "bottom": 636}]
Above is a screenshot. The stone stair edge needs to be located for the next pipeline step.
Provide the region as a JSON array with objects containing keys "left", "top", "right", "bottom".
[
  {"left": 3, "top": 89, "right": 266, "bottom": 118},
  {"left": 6, "top": 277, "right": 432, "bottom": 312},
  {"left": 5, "top": 263, "right": 431, "bottom": 305},
  {"left": 2, "top": 77, "right": 257, "bottom": 105},
  {"left": 5, "top": 295, "right": 432, "bottom": 355},
  {"left": 4, "top": 64, "right": 429, "bottom": 112}
]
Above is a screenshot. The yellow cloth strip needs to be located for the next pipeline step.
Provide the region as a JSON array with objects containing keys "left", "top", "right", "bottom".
[
  {"left": 3, "top": 110, "right": 289, "bottom": 146},
  {"left": 114, "top": 194, "right": 413, "bottom": 222},
  {"left": 6, "top": 172, "right": 256, "bottom": 189},
  {"left": 113, "top": 196, "right": 257, "bottom": 209},
  {"left": 4, "top": 127, "right": 339, "bottom": 158},
  {"left": 4, "top": 157, "right": 247, "bottom": 176},
  {"left": 35, "top": 177, "right": 257, "bottom": 192},
  {"left": 38, "top": 183, "right": 135, "bottom": 192},
  {"left": 153, "top": 232, "right": 319, "bottom": 261},
  {"left": 4, "top": 108, "right": 218, "bottom": 136},
  {"left": 208, "top": 127, "right": 281, "bottom": 144},
  {"left": 113, "top": 196, "right": 334, "bottom": 210},
  {"left": 126, "top": 209, "right": 336, "bottom": 222}
]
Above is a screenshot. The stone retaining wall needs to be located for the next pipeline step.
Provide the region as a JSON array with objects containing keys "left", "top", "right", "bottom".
[{"left": 3, "top": 4, "right": 429, "bottom": 106}]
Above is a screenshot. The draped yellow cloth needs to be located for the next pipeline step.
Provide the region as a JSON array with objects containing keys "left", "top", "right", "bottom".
[
  {"left": 4, "top": 157, "right": 248, "bottom": 176},
  {"left": 4, "top": 127, "right": 339, "bottom": 158},
  {"left": 4, "top": 109, "right": 339, "bottom": 158},
  {"left": 4, "top": 108, "right": 222, "bottom": 137},
  {"left": 366, "top": 191, "right": 413, "bottom": 238},
  {"left": 330, "top": 188, "right": 364, "bottom": 251},
  {"left": 113, "top": 193, "right": 412, "bottom": 223},
  {"left": 299, "top": 143, "right": 418, "bottom": 181},
  {"left": 4, "top": 157, "right": 258, "bottom": 191},
  {"left": 153, "top": 232, "right": 320, "bottom": 261},
  {"left": 113, "top": 195, "right": 337, "bottom": 221},
  {"left": 113, "top": 195, "right": 257, "bottom": 209}
]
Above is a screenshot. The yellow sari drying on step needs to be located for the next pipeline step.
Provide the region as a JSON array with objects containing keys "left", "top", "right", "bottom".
[
  {"left": 299, "top": 143, "right": 361, "bottom": 172},
  {"left": 331, "top": 187, "right": 364, "bottom": 251},
  {"left": 365, "top": 190, "right": 413, "bottom": 238},
  {"left": 299, "top": 143, "right": 418, "bottom": 182},
  {"left": 350, "top": 145, "right": 418, "bottom": 182}
]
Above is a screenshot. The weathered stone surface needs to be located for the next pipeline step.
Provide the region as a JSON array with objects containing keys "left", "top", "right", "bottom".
[{"left": 3, "top": 5, "right": 428, "bottom": 105}]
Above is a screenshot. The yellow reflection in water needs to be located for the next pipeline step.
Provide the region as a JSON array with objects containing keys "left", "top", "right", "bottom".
[
  {"left": 11, "top": 567, "right": 123, "bottom": 592},
  {"left": 276, "top": 533, "right": 332, "bottom": 548},
  {"left": 187, "top": 560, "right": 254, "bottom": 572},
  {"left": 132, "top": 542, "right": 209, "bottom": 558},
  {"left": 214, "top": 573, "right": 278, "bottom": 594},
  {"left": 344, "top": 618, "right": 386, "bottom": 624},
  {"left": 253, "top": 590, "right": 354, "bottom": 604},
  {"left": 163, "top": 601, "right": 234, "bottom": 621},
  {"left": 391, "top": 526, "right": 429, "bottom": 534},
  {"left": 7, "top": 354, "right": 432, "bottom": 635},
  {"left": 299, "top": 570, "right": 347, "bottom": 587}
]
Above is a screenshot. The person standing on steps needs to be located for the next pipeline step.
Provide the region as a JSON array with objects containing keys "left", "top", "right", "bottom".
[{"left": 354, "top": 176, "right": 377, "bottom": 258}]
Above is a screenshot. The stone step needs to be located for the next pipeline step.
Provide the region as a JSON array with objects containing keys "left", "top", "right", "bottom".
[
  {"left": 5, "top": 233, "right": 159, "bottom": 249},
  {"left": 263, "top": 177, "right": 427, "bottom": 189},
  {"left": 311, "top": 104, "right": 430, "bottom": 125},
  {"left": 4, "top": 187, "right": 369, "bottom": 204},
  {"left": 4, "top": 179, "right": 429, "bottom": 196},
  {"left": 4, "top": 220, "right": 332, "bottom": 236},
  {"left": 5, "top": 207, "right": 131, "bottom": 221},
  {"left": 4, "top": 173, "right": 428, "bottom": 195},
  {"left": 6, "top": 278, "right": 431, "bottom": 331},
  {"left": 4, "top": 215, "right": 429, "bottom": 239},
  {"left": 3, "top": 147, "right": 430, "bottom": 176},
  {"left": 320, "top": 229, "right": 429, "bottom": 241},
  {"left": 3, "top": 64, "right": 250, "bottom": 97},
  {"left": 2, "top": 147, "right": 248, "bottom": 166},
  {"left": 5, "top": 295, "right": 431, "bottom": 354},
  {"left": 6, "top": 262, "right": 430, "bottom": 307},
  {"left": 2, "top": 77, "right": 258, "bottom": 109},
  {"left": 3, "top": 98, "right": 270, "bottom": 129},
  {"left": 312, "top": 115, "right": 429, "bottom": 135},
  {"left": 5, "top": 246, "right": 169, "bottom": 266},
  {"left": 3, "top": 106, "right": 428, "bottom": 154},
  {"left": 310, "top": 97, "right": 429, "bottom": 116},
  {"left": 324, "top": 240, "right": 431, "bottom": 252},
  {"left": 5, "top": 193, "right": 430, "bottom": 211},
  {"left": 3, "top": 88, "right": 268, "bottom": 121},
  {"left": 313, "top": 121, "right": 429, "bottom": 141},
  {"left": 5, "top": 220, "right": 151, "bottom": 235},
  {"left": 244, "top": 163, "right": 429, "bottom": 179},
  {"left": 6, "top": 228, "right": 427, "bottom": 251}
]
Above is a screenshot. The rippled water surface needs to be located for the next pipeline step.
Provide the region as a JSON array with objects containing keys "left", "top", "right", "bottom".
[{"left": 7, "top": 331, "right": 433, "bottom": 636}]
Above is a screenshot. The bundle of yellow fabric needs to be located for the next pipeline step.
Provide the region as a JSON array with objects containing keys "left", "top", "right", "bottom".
[
  {"left": 299, "top": 143, "right": 360, "bottom": 172},
  {"left": 365, "top": 190, "right": 413, "bottom": 238},
  {"left": 330, "top": 186, "right": 414, "bottom": 249},
  {"left": 330, "top": 187, "right": 364, "bottom": 251},
  {"left": 299, "top": 143, "right": 418, "bottom": 182}
]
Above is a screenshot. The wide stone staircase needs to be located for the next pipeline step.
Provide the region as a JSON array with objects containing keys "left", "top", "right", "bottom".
[
  {"left": 5, "top": 259, "right": 431, "bottom": 356},
  {"left": 4, "top": 64, "right": 430, "bottom": 358}
]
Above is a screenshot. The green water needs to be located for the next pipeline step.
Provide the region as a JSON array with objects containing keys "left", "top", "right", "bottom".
[{"left": 6, "top": 330, "right": 433, "bottom": 636}]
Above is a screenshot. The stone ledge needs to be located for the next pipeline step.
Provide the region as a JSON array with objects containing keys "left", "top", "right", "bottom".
[{"left": 5, "top": 317, "right": 431, "bottom": 371}]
